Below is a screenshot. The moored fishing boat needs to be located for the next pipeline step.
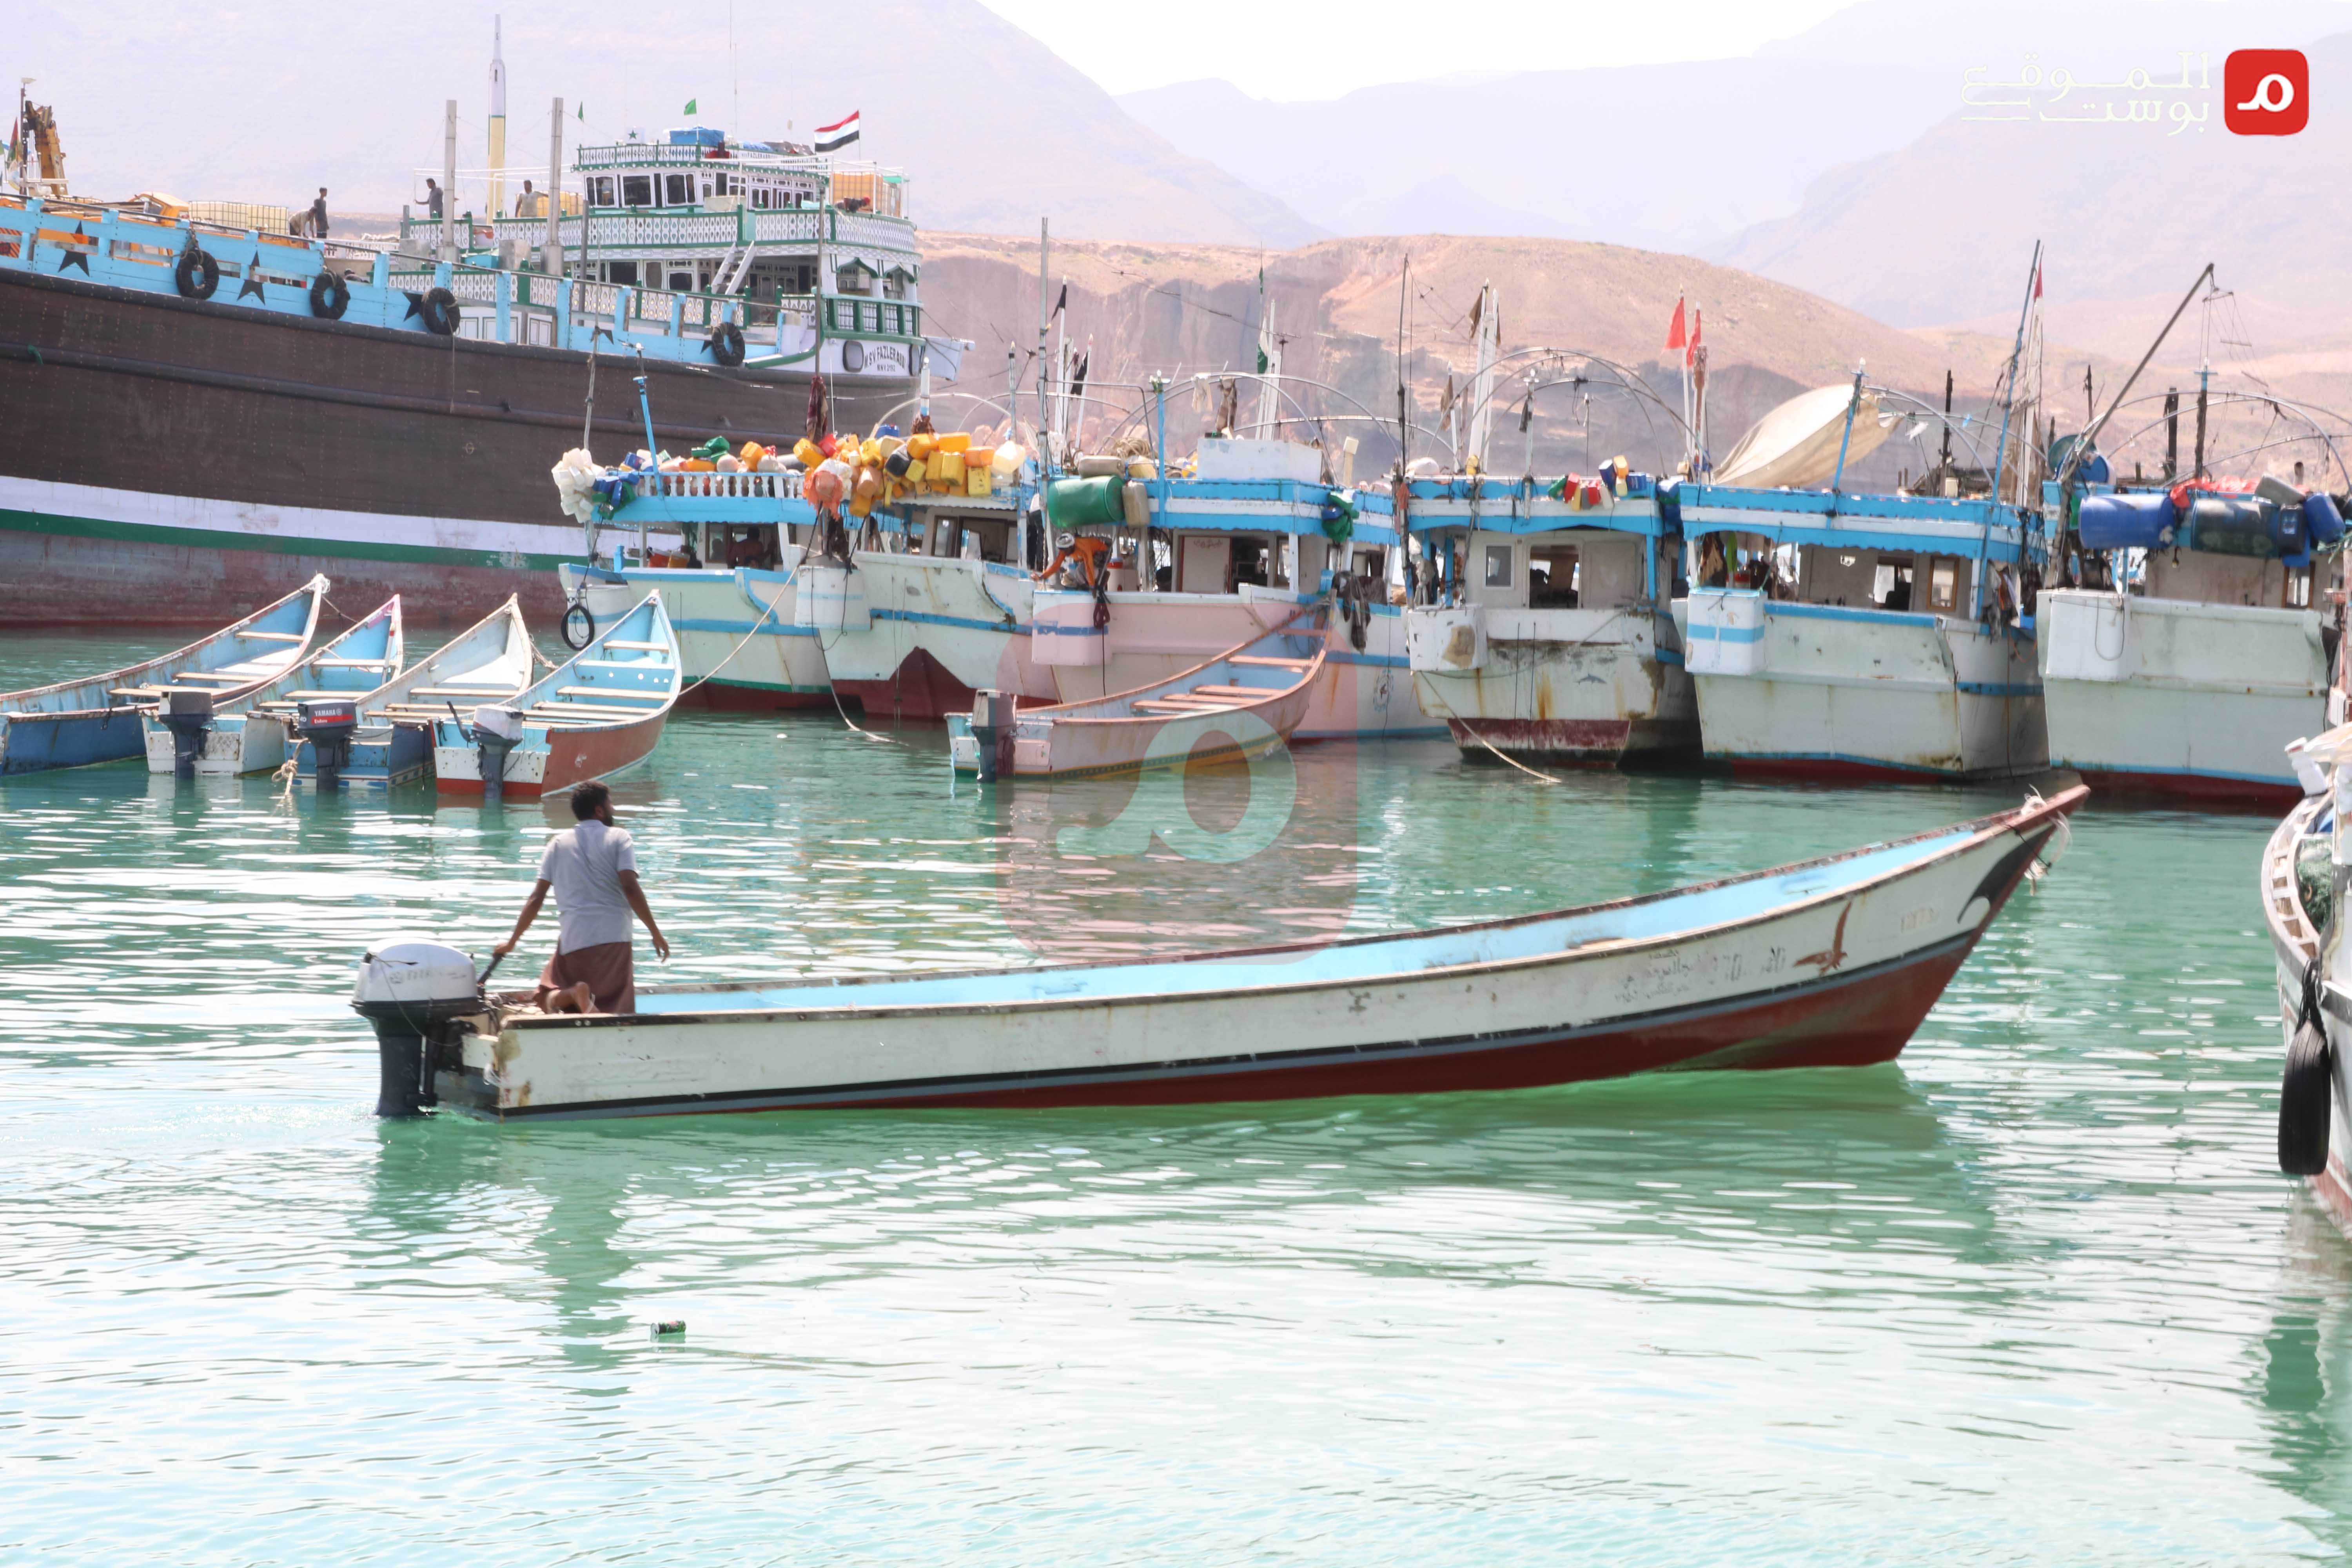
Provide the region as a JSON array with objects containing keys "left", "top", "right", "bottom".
[
  {"left": 2259, "top": 735, "right": 2352, "bottom": 1236},
  {"left": 300, "top": 595, "right": 535, "bottom": 786},
  {"left": 0, "top": 575, "right": 327, "bottom": 774},
  {"left": 1405, "top": 465, "right": 1695, "bottom": 765},
  {"left": 946, "top": 624, "right": 1325, "bottom": 779},
  {"left": 1028, "top": 439, "right": 1436, "bottom": 739},
  {"left": 432, "top": 593, "right": 679, "bottom": 797},
  {"left": 140, "top": 596, "right": 402, "bottom": 775},
  {"left": 352, "top": 788, "right": 2084, "bottom": 1119},
  {"left": 2041, "top": 477, "right": 2342, "bottom": 807}
]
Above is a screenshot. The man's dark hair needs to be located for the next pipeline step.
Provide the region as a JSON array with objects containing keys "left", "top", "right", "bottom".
[{"left": 570, "top": 781, "right": 612, "bottom": 820}]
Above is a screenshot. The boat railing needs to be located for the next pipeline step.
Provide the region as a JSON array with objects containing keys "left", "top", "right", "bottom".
[
  {"left": 399, "top": 205, "right": 900, "bottom": 261},
  {"left": 629, "top": 471, "right": 806, "bottom": 501}
]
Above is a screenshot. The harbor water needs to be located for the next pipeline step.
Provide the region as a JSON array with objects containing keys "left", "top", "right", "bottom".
[{"left": 3, "top": 629, "right": 2348, "bottom": 1563}]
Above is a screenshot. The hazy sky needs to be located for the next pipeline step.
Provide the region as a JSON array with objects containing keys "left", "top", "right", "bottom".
[{"left": 974, "top": 0, "right": 1860, "bottom": 98}]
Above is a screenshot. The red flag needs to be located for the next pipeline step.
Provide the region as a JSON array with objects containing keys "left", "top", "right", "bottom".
[
  {"left": 1665, "top": 296, "right": 1687, "bottom": 352},
  {"left": 1687, "top": 308, "right": 1702, "bottom": 367},
  {"left": 2033, "top": 263, "right": 2043, "bottom": 299}
]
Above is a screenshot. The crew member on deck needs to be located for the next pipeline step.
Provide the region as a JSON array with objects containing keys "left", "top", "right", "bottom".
[
  {"left": 493, "top": 781, "right": 670, "bottom": 1015},
  {"left": 310, "top": 189, "right": 330, "bottom": 240}
]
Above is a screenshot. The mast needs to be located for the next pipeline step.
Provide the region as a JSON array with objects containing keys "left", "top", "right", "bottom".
[
  {"left": 1252, "top": 272, "right": 1282, "bottom": 438},
  {"left": 547, "top": 97, "right": 564, "bottom": 283},
  {"left": 1465, "top": 281, "right": 1498, "bottom": 474},
  {"left": 487, "top": 16, "right": 508, "bottom": 223},
  {"left": 1988, "top": 242, "right": 2042, "bottom": 509},
  {"left": 441, "top": 100, "right": 459, "bottom": 265}
]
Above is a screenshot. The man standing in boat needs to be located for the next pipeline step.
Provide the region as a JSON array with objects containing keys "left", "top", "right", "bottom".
[{"left": 492, "top": 781, "right": 670, "bottom": 1014}]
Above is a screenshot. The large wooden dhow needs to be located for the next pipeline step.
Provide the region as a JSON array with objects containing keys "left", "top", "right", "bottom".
[
  {"left": 354, "top": 789, "right": 2084, "bottom": 1120},
  {"left": 0, "top": 123, "right": 926, "bottom": 628}
]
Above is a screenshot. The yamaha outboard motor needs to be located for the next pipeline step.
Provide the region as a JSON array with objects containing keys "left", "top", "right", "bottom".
[
  {"left": 352, "top": 937, "right": 482, "bottom": 1116},
  {"left": 472, "top": 705, "right": 524, "bottom": 806},
  {"left": 296, "top": 697, "right": 359, "bottom": 791},
  {"left": 161, "top": 688, "right": 215, "bottom": 779},
  {"left": 969, "top": 689, "right": 1015, "bottom": 782}
]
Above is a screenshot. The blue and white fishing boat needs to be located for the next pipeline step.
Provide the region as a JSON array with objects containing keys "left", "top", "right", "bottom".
[
  {"left": 352, "top": 788, "right": 2085, "bottom": 1120},
  {"left": 0, "top": 576, "right": 327, "bottom": 774},
  {"left": 301, "top": 596, "right": 536, "bottom": 787},
  {"left": 1404, "top": 467, "right": 1695, "bottom": 764},
  {"left": 141, "top": 597, "right": 403, "bottom": 775},
  {"left": 432, "top": 594, "right": 681, "bottom": 799},
  {"left": 1675, "top": 481, "right": 2047, "bottom": 780},
  {"left": 1026, "top": 438, "right": 1435, "bottom": 740}
]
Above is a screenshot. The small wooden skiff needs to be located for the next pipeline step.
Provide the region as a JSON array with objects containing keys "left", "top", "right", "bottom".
[
  {"left": 360, "top": 788, "right": 2085, "bottom": 1121},
  {"left": 304, "top": 595, "right": 535, "bottom": 786},
  {"left": 141, "top": 597, "right": 403, "bottom": 775},
  {"left": 0, "top": 575, "right": 327, "bottom": 775},
  {"left": 947, "top": 626, "right": 1325, "bottom": 780},
  {"left": 431, "top": 593, "right": 680, "bottom": 798}
]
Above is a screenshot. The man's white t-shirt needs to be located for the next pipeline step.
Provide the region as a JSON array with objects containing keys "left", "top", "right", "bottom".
[{"left": 536, "top": 819, "right": 638, "bottom": 953}]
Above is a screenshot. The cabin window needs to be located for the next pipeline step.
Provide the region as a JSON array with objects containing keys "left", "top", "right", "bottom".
[
  {"left": 1530, "top": 544, "right": 1579, "bottom": 608},
  {"left": 1872, "top": 559, "right": 1915, "bottom": 612},
  {"left": 2291, "top": 569, "right": 2312, "bottom": 608},
  {"left": 1927, "top": 557, "right": 1960, "bottom": 612},
  {"left": 664, "top": 173, "right": 693, "bottom": 205},
  {"left": 606, "top": 260, "right": 638, "bottom": 285},
  {"left": 669, "top": 270, "right": 693, "bottom": 293},
  {"left": 621, "top": 175, "right": 652, "bottom": 207},
  {"left": 589, "top": 176, "right": 615, "bottom": 206},
  {"left": 1484, "top": 543, "right": 1514, "bottom": 590}
]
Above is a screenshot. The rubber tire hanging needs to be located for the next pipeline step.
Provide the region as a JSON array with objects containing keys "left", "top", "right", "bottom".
[
  {"left": 418, "top": 287, "right": 461, "bottom": 337},
  {"left": 309, "top": 269, "right": 350, "bottom": 320},
  {"left": 174, "top": 247, "right": 220, "bottom": 301},
  {"left": 2280, "top": 971, "right": 2334, "bottom": 1176},
  {"left": 561, "top": 600, "right": 597, "bottom": 652},
  {"left": 707, "top": 321, "right": 746, "bottom": 368}
]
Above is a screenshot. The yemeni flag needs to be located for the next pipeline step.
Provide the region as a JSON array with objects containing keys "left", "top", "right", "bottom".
[{"left": 815, "top": 110, "right": 861, "bottom": 153}]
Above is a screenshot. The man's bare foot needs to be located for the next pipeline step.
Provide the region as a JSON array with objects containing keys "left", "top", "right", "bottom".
[{"left": 568, "top": 981, "right": 598, "bottom": 1014}]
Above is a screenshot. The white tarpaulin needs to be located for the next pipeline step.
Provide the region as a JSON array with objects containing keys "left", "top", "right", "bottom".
[{"left": 1713, "top": 383, "right": 1888, "bottom": 489}]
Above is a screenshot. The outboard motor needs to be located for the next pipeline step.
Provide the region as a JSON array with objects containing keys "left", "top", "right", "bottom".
[
  {"left": 296, "top": 697, "right": 359, "bottom": 791},
  {"left": 352, "top": 937, "right": 482, "bottom": 1116},
  {"left": 969, "top": 689, "right": 1016, "bottom": 782},
  {"left": 473, "top": 704, "right": 524, "bottom": 805},
  {"left": 161, "top": 688, "right": 215, "bottom": 779}
]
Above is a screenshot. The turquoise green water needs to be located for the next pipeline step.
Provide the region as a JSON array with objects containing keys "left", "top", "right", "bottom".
[{"left": 3, "top": 630, "right": 2349, "bottom": 1564}]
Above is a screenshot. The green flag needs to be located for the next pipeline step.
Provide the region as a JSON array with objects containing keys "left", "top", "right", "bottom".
[
  {"left": 577, "top": 102, "right": 584, "bottom": 120},
  {"left": 684, "top": 98, "right": 697, "bottom": 115}
]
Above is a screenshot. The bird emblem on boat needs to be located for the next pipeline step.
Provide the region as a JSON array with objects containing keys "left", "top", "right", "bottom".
[{"left": 1797, "top": 901, "right": 1853, "bottom": 975}]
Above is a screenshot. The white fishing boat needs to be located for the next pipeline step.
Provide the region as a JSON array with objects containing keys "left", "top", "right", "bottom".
[
  {"left": 432, "top": 593, "right": 681, "bottom": 799},
  {"left": 352, "top": 788, "right": 2083, "bottom": 1120},
  {"left": 2259, "top": 730, "right": 2352, "bottom": 1238},
  {"left": 303, "top": 595, "right": 536, "bottom": 786},
  {"left": 1405, "top": 469, "right": 1695, "bottom": 764},
  {"left": 141, "top": 597, "right": 403, "bottom": 775},
  {"left": 2041, "top": 479, "right": 2341, "bottom": 806}
]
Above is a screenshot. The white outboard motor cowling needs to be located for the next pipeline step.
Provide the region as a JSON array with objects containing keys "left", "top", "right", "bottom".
[{"left": 352, "top": 937, "right": 483, "bottom": 1116}]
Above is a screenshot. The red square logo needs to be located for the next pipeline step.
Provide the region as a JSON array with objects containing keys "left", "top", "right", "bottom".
[{"left": 2225, "top": 49, "right": 2308, "bottom": 134}]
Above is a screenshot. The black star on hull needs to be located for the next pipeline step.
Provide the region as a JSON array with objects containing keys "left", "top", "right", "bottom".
[
  {"left": 238, "top": 253, "right": 267, "bottom": 303},
  {"left": 58, "top": 223, "right": 90, "bottom": 275}
]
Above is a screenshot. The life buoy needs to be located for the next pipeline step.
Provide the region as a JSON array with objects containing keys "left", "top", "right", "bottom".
[
  {"left": 417, "top": 287, "right": 460, "bottom": 337},
  {"left": 309, "top": 269, "right": 350, "bottom": 320},
  {"left": 2280, "top": 973, "right": 2334, "bottom": 1176},
  {"left": 707, "top": 320, "right": 746, "bottom": 368},
  {"left": 174, "top": 247, "right": 220, "bottom": 301}
]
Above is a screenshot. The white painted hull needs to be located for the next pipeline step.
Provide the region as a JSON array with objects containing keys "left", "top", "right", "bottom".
[
  {"left": 561, "top": 560, "right": 829, "bottom": 703},
  {"left": 804, "top": 553, "right": 1056, "bottom": 719},
  {"left": 1678, "top": 593, "right": 2047, "bottom": 780},
  {"left": 1407, "top": 604, "right": 1697, "bottom": 762},
  {"left": 426, "top": 791, "right": 2082, "bottom": 1119},
  {"left": 2040, "top": 589, "right": 2323, "bottom": 803},
  {"left": 1035, "top": 586, "right": 1439, "bottom": 739},
  {"left": 143, "top": 711, "right": 293, "bottom": 776},
  {"left": 2261, "top": 798, "right": 2352, "bottom": 1238}
]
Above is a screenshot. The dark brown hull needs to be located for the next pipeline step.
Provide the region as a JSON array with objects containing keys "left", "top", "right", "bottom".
[{"left": 0, "top": 268, "right": 904, "bottom": 627}]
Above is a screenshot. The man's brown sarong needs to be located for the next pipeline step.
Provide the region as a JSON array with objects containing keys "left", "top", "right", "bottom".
[{"left": 536, "top": 941, "right": 635, "bottom": 1014}]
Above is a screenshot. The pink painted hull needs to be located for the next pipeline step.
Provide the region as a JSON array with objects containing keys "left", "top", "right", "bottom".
[{"left": 436, "top": 713, "right": 668, "bottom": 798}]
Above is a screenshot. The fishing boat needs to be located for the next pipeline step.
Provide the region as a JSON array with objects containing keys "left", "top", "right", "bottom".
[
  {"left": 1405, "top": 466, "right": 1696, "bottom": 765},
  {"left": 554, "top": 467, "right": 832, "bottom": 708},
  {"left": 0, "top": 83, "right": 924, "bottom": 630},
  {"left": 353, "top": 788, "right": 2084, "bottom": 1120},
  {"left": 300, "top": 595, "right": 535, "bottom": 786},
  {"left": 946, "top": 624, "right": 1326, "bottom": 779},
  {"left": 0, "top": 575, "right": 327, "bottom": 774},
  {"left": 1027, "top": 439, "right": 1438, "bottom": 739},
  {"left": 140, "top": 596, "right": 402, "bottom": 775},
  {"left": 432, "top": 593, "right": 679, "bottom": 797},
  {"left": 2259, "top": 734, "right": 2352, "bottom": 1236},
  {"left": 2041, "top": 477, "right": 2342, "bottom": 806}
]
